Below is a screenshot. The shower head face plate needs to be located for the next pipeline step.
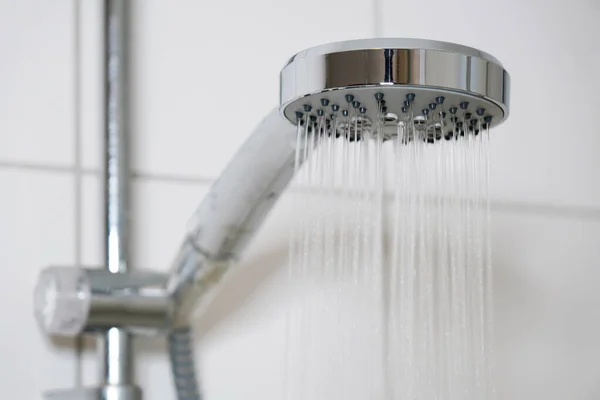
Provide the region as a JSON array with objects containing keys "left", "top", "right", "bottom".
[{"left": 279, "top": 38, "right": 510, "bottom": 130}]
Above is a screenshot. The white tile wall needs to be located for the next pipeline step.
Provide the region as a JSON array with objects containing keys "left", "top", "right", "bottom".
[
  {"left": 0, "top": 170, "right": 77, "bottom": 396},
  {"left": 110, "top": 0, "right": 374, "bottom": 178},
  {"left": 2, "top": 0, "right": 600, "bottom": 399},
  {"left": 79, "top": 0, "right": 104, "bottom": 172},
  {"left": 380, "top": 0, "right": 600, "bottom": 209},
  {"left": 130, "top": 179, "right": 209, "bottom": 272},
  {"left": 0, "top": 1, "right": 76, "bottom": 167},
  {"left": 492, "top": 209, "right": 600, "bottom": 399}
]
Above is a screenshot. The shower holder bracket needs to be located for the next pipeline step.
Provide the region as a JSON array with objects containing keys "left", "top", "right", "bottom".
[{"left": 34, "top": 266, "right": 174, "bottom": 337}]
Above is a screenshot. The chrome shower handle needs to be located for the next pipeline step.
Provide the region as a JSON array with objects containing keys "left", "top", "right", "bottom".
[{"left": 166, "top": 108, "right": 299, "bottom": 327}]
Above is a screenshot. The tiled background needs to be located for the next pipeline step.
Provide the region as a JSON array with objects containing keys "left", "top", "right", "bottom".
[{"left": 1, "top": 0, "right": 599, "bottom": 399}]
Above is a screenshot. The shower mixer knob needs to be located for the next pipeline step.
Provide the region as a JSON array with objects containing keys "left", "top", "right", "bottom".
[{"left": 33, "top": 266, "right": 91, "bottom": 336}]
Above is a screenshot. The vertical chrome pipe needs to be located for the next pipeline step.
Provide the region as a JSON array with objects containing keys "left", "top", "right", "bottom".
[{"left": 102, "top": 0, "right": 132, "bottom": 387}]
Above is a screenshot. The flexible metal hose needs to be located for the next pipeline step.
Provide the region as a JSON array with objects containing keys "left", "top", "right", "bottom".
[{"left": 168, "top": 327, "right": 202, "bottom": 400}]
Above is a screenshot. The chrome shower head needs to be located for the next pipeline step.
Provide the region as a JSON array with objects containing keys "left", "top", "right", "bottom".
[
  {"left": 279, "top": 38, "right": 510, "bottom": 140},
  {"left": 164, "top": 38, "right": 511, "bottom": 328}
]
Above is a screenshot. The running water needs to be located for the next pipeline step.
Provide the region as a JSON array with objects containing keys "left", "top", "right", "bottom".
[{"left": 285, "top": 108, "right": 493, "bottom": 400}]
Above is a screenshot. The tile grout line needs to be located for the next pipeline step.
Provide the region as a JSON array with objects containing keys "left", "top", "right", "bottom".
[
  {"left": 0, "top": 160, "right": 214, "bottom": 184},
  {"left": 73, "top": 0, "right": 83, "bottom": 387},
  {"left": 288, "top": 186, "right": 600, "bottom": 221},
  {"left": 0, "top": 160, "right": 77, "bottom": 173},
  {"left": 2, "top": 160, "right": 600, "bottom": 221}
]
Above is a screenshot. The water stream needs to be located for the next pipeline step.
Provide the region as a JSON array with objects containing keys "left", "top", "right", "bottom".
[{"left": 285, "top": 114, "right": 493, "bottom": 400}]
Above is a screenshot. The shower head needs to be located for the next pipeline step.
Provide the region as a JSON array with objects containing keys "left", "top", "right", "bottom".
[
  {"left": 279, "top": 38, "right": 510, "bottom": 138},
  {"left": 165, "top": 38, "right": 511, "bottom": 327}
]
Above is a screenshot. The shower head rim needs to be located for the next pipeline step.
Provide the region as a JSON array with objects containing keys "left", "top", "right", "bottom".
[
  {"left": 283, "top": 37, "right": 504, "bottom": 68},
  {"left": 279, "top": 38, "right": 510, "bottom": 127}
]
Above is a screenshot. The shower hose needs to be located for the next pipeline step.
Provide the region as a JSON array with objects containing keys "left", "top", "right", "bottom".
[{"left": 168, "top": 327, "right": 202, "bottom": 400}]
